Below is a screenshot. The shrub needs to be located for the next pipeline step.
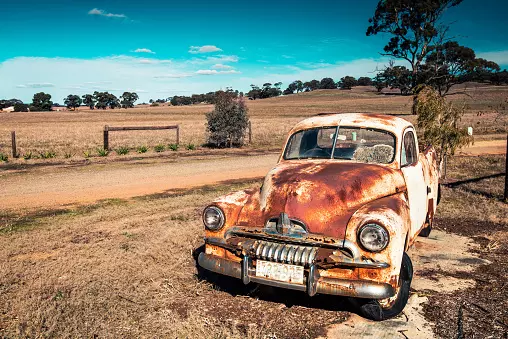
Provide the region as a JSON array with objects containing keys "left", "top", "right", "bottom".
[
  {"left": 154, "top": 144, "right": 165, "bottom": 152},
  {"left": 23, "top": 151, "right": 34, "bottom": 160},
  {"left": 137, "top": 145, "right": 148, "bottom": 153},
  {"left": 416, "top": 86, "right": 472, "bottom": 166},
  {"left": 64, "top": 152, "right": 74, "bottom": 159},
  {"left": 39, "top": 150, "right": 56, "bottom": 159},
  {"left": 206, "top": 91, "right": 249, "bottom": 148},
  {"left": 0, "top": 153, "right": 8, "bottom": 162},
  {"left": 168, "top": 143, "right": 179, "bottom": 151},
  {"left": 116, "top": 146, "right": 129, "bottom": 155},
  {"left": 186, "top": 144, "right": 196, "bottom": 150},
  {"left": 97, "top": 148, "right": 109, "bottom": 157},
  {"left": 83, "top": 150, "right": 91, "bottom": 158},
  {"left": 151, "top": 102, "right": 159, "bottom": 107}
]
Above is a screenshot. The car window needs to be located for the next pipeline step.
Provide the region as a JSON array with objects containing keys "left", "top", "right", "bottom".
[
  {"left": 338, "top": 127, "right": 395, "bottom": 164},
  {"left": 284, "top": 127, "right": 336, "bottom": 159},
  {"left": 401, "top": 131, "right": 417, "bottom": 166}
]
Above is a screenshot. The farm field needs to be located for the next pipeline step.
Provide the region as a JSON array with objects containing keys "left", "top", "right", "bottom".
[
  {"left": 0, "top": 85, "right": 506, "bottom": 162},
  {"left": 0, "top": 86, "right": 507, "bottom": 338}
]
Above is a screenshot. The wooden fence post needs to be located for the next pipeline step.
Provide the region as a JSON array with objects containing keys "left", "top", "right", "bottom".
[
  {"left": 248, "top": 121, "right": 252, "bottom": 144},
  {"left": 176, "top": 125, "right": 180, "bottom": 145},
  {"left": 504, "top": 132, "right": 507, "bottom": 202},
  {"left": 103, "top": 125, "right": 109, "bottom": 151},
  {"left": 11, "top": 131, "right": 18, "bottom": 158}
]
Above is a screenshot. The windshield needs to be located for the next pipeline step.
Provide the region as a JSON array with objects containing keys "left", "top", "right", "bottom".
[{"left": 283, "top": 126, "right": 396, "bottom": 164}]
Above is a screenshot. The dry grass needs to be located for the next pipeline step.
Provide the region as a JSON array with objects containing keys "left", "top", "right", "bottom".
[
  {"left": 0, "top": 154, "right": 506, "bottom": 337},
  {"left": 0, "top": 181, "right": 346, "bottom": 338},
  {"left": 0, "top": 85, "right": 506, "bottom": 161}
]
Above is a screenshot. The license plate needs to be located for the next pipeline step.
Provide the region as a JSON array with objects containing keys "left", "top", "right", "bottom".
[{"left": 255, "top": 260, "right": 304, "bottom": 284}]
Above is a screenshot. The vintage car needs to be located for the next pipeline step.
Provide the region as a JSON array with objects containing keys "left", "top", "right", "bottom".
[{"left": 198, "top": 113, "right": 440, "bottom": 320}]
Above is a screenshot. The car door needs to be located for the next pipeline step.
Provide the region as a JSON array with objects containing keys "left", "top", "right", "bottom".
[{"left": 400, "top": 129, "right": 427, "bottom": 235}]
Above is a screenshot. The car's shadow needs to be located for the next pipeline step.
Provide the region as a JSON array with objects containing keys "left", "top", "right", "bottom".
[{"left": 192, "top": 245, "right": 365, "bottom": 315}]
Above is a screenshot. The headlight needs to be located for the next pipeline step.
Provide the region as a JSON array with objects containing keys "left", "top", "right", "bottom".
[
  {"left": 358, "top": 223, "right": 389, "bottom": 252},
  {"left": 202, "top": 206, "right": 225, "bottom": 231}
]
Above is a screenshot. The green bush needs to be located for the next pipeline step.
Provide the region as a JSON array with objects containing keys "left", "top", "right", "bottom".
[
  {"left": 168, "top": 143, "right": 179, "bottom": 151},
  {"left": 83, "top": 150, "right": 91, "bottom": 158},
  {"left": 137, "top": 145, "right": 148, "bottom": 153},
  {"left": 116, "top": 146, "right": 129, "bottom": 155},
  {"left": 23, "top": 151, "right": 34, "bottom": 160},
  {"left": 206, "top": 91, "right": 249, "bottom": 148},
  {"left": 39, "top": 150, "right": 56, "bottom": 159},
  {"left": 186, "top": 144, "right": 196, "bottom": 151},
  {"left": 64, "top": 152, "right": 74, "bottom": 159},
  {"left": 154, "top": 144, "right": 165, "bottom": 152},
  {"left": 0, "top": 153, "right": 8, "bottom": 162},
  {"left": 97, "top": 148, "right": 109, "bottom": 157}
]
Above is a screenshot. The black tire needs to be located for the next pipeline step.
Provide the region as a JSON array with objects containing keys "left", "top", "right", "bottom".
[{"left": 357, "top": 252, "right": 413, "bottom": 321}]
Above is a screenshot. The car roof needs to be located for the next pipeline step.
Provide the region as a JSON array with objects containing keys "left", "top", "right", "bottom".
[{"left": 289, "top": 113, "right": 413, "bottom": 136}]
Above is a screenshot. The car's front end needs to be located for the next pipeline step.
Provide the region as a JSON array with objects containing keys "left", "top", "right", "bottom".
[{"left": 198, "top": 114, "right": 415, "bottom": 320}]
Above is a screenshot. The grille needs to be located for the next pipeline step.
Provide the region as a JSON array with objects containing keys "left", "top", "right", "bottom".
[{"left": 252, "top": 241, "right": 317, "bottom": 267}]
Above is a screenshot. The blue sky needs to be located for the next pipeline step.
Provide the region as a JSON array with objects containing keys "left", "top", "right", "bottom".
[{"left": 1, "top": 0, "right": 507, "bottom": 103}]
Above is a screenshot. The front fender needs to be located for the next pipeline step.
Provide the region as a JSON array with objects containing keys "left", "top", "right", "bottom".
[{"left": 345, "top": 193, "right": 411, "bottom": 289}]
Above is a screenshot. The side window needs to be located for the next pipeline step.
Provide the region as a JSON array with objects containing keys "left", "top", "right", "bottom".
[{"left": 401, "top": 131, "right": 417, "bottom": 166}]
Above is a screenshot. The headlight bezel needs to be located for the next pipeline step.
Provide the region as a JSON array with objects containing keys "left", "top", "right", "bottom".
[
  {"left": 357, "top": 223, "right": 390, "bottom": 252},
  {"left": 202, "top": 206, "right": 225, "bottom": 231}
]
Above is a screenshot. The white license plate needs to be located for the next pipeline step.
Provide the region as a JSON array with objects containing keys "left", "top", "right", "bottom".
[{"left": 255, "top": 260, "right": 304, "bottom": 284}]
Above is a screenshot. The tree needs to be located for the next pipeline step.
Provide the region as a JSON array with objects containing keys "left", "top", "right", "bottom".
[
  {"left": 320, "top": 77, "right": 337, "bottom": 89},
  {"left": 303, "top": 79, "right": 320, "bottom": 92},
  {"left": 372, "top": 73, "right": 387, "bottom": 92},
  {"left": 82, "top": 94, "right": 96, "bottom": 110},
  {"left": 367, "top": 0, "right": 464, "bottom": 91},
  {"left": 422, "top": 41, "right": 500, "bottom": 95},
  {"left": 93, "top": 91, "right": 119, "bottom": 109},
  {"left": 416, "top": 86, "right": 471, "bottom": 167},
  {"left": 120, "top": 92, "right": 139, "bottom": 108},
  {"left": 13, "top": 103, "right": 29, "bottom": 112},
  {"left": 357, "top": 77, "right": 373, "bottom": 86},
  {"left": 30, "top": 92, "right": 53, "bottom": 111},
  {"left": 0, "top": 99, "right": 23, "bottom": 109},
  {"left": 380, "top": 65, "right": 413, "bottom": 95},
  {"left": 206, "top": 91, "right": 250, "bottom": 148},
  {"left": 64, "top": 94, "right": 82, "bottom": 110},
  {"left": 338, "top": 76, "right": 357, "bottom": 90}
]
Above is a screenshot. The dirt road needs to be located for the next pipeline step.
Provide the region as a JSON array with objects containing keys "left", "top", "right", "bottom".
[
  {"left": 0, "top": 153, "right": 279, "bottom": 211},
  {"left": 0, "top": 139, "right": 505, "bottom": 211}
]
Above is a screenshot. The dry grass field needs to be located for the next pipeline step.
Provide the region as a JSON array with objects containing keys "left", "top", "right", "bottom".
[
  {"left": 0, "top": 85, "right": 506, "bottom": 161},
  {"left": 0, "top": 155, "right": 506, "bottom": 338}
]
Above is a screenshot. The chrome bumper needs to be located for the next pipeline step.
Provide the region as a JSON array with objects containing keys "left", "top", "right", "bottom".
[{"left": 198, "top": 252, "right": 395, "bottom": 299}]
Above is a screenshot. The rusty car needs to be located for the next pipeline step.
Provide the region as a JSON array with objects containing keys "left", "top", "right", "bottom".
[{"left": 198, "top": 113, "right": 440, "bottom": 320}]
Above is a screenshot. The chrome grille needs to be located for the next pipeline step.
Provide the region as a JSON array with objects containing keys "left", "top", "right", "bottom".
[{"left": 252, "top": 240, "right": 317, "bottom": 267}]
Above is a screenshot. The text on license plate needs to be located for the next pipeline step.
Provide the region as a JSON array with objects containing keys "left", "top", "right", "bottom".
[{"left": 255, "top": 260, "right": 304, "bottom": 284}]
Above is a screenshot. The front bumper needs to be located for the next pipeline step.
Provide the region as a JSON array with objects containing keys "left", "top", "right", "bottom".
[{"left": 198, "top": 252, "right": 395, "bottom": 299}]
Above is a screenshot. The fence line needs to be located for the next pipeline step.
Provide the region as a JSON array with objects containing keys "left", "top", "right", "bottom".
[{"left": 103, "top": 125, "right": 179, "bottom": 150}]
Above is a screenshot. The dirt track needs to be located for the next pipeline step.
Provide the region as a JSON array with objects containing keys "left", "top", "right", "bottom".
[
  {"left": 0, "top": 139, "right": 505, "bottom": 211},
  {"left": 0, "top": 153, "right": 279, "bottom": 211}
]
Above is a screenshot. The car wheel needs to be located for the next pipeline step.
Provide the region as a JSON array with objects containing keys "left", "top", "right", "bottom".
[{"left": 356, "top": 252, "right": 413, "bottom": 321}]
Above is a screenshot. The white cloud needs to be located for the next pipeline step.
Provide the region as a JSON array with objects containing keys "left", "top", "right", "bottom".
[
  {"left": 477, "top": 50, "right": 508, "bottom": 66},
  {"left": 189, "top": 45, "right": 223, "bottom": 54},
  {"left": 16, "top": 83, "right": 55, "bottom": 88},
  {"left": 212, "top": 64, "right": 234, "bottom": 70},
  {"left": 133, "top": 48, "right": 155, "bottom": 54},
  {"left": 281, "top": 55, "right": 294, "bottom": 59},
  {"left": 153, "top": 73, "right": 194, "bottom": 78},
  {"left": 195, "top": 69, "right": 241, "bottom": 75},
  {"left": 88, "top": 8, "right": 127, "bottom": 18}
]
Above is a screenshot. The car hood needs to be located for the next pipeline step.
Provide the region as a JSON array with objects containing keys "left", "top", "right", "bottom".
[{"left": 247, "top": 160, "right": 406, "bottom": 239}]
